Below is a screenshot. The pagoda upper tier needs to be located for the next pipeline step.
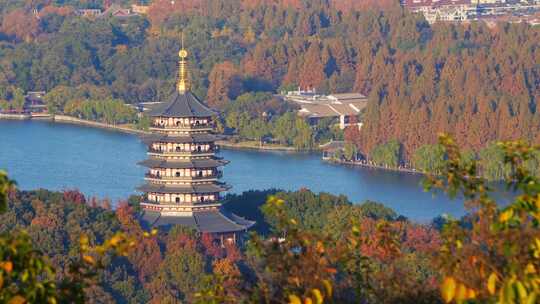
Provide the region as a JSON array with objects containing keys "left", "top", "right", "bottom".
[{"left": 148, "top": 90, "right": 215, "bottom": 118}]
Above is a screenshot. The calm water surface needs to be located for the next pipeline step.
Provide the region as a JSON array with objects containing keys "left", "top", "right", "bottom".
[{"left": 0, "top": 120, "right": 468, "bottom": 221}]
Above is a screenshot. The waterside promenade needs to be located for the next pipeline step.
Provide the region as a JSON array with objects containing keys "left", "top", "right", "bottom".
[
  {"left": 0, "top": 113, "right": 296, "bottom": 152},
  {"left": 0, "top": 113, "right": 149, "bottom": 135}
]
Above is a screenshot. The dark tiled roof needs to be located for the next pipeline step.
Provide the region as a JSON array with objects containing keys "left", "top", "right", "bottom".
[
  {"left": 138, "top": 158, "right": 229, "bottom": 169},
  {"left": 141, "top": 209, "right": 255, "bottom": 233},
  {"left": 328, "top": 93, "right": 367, "bottom": 100},
  {"left": 298, "top": 101, "right": 366, "bottom": 118},
  {"left": 402, "top": 0, "right": 471, "bottom": 8},
  {"left": 137, "top": 183, "right": 231, "bottom": 194},
  {"left": 141, "top": 211, "right": 197, "bottom": 228},
  {"left": 141, "top": 133, "right": 220, "bottom": 145},
  {"left": 148, "top": 91, "right": 215, "bottom": 118},
  {"left": 319, "top": 140, "right": 345, "bottom": 152}
]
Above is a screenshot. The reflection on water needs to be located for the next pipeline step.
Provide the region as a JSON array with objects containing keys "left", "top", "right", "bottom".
[{"left": 0, "top": 119, "right": 489, "bottom": 221}]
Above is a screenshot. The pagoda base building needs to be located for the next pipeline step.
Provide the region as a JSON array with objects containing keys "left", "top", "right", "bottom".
[{"left": 137, "top": 42, "right": 254, "bottom": 244}]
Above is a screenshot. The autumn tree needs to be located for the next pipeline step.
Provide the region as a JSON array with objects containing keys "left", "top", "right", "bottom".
[
  {"left": 299, "top": 43, "right": 326, "bottom": 90},
  {"left": 207, "top": 61, "right": 243, "bottom": 109},
  {"left": 0, "top": 171, "right": 140, "bottom": 303},
  {"left": 1, "top": 9, "right": 40, "bottom": 42}
]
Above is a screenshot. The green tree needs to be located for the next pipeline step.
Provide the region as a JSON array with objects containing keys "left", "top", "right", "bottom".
[
  {"left": 524, "top": 150, "right": 540, "bottom": 177},
  {"left": 242, "top": 118, "right": 270, "bottom": 145},
  {"left": 413, "top": 144, "right": 446, "bottom": 174},
  {"left": 358, "top": 200, "right": 398, "bottom": 221},
  {"left": 272, "top": 112, "right": 297, "bottom": 145},
  {"left": 225, "top": 111, "right": 240, "bottom": 130},
  {"left": 11, "top": 87, "right": 25, "bottom": 113},
  {"left": 293, "top": 118, "right": 314, "bottom": 150},
  {"left": 370, "top": 139, "right": 402, "bottom": 168},
  {"left": 161, "top": 247, "right": 206, "bottom": 301},
  {"left": 44, "top": 86, "right": 77, "bottom": 114},
  {"left": 0, "top": 100, "right": 9, "bottom": 112},
  {"left": 136, "top": 114, "right": 152, "bottom": 131},
  {"left": 343, "top": 142, "right": 358, "bottom": 161},
  {"left": 479, "top": 142, "right": 511, "bottom": 181}
]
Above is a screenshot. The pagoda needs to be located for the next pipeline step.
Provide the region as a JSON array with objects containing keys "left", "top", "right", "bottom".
[{"left": 137, "top": 40, "right": 254, "bottom": 243}]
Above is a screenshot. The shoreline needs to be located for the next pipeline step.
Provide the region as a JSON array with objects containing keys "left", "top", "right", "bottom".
[
  {"left": 217, "top": 140, "right": 297, "bottom": 152},
  {"left": 0, "top": 113, "right": 150, "bottom": 136},
  {"left": 0, "top": 113, "right": 426, "bottom": 176},
  {"left": 51, "top": 115, "right": 150, "bottom": 136},
  {"left": 325, "top": 158, "right": 425, "bottom": 176}
]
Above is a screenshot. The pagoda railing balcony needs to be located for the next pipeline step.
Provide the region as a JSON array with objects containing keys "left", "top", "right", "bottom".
[
  {"left": 145, "top": 172, "right": 222, "bottom": 181},
  {"left": 150, "top": 123, "right": 213, "bottom": 130},
  {"left": 148, "top": 148, "right": 215, "bottom": 155},
  {"left": 141, "top": 201, "right": 222, "bottom": 208}
]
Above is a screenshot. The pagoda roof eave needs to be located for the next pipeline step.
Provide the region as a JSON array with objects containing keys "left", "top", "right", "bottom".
[
  {"left": 137, "top": 158, "right": 229, "bottom": 169},
  {"left": 141, "top": 133, "right": 221, "bottom": 145},
  {"left": 140, "top": 209, "right": 255, "bottom": 233},
  {"left": 136, "top": 183, "right": 231, "bottom": 194},
  {"left": 148, "top": 91, "right": 216, "bottom": 118}
]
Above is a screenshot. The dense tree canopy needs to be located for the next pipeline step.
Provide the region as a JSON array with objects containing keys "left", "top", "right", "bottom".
[
  {"left": 0, "top": 0, "right": 537, "bottom": 158},
  {"left": 3, "top": 135, "right": 540, "bottom": 302}
]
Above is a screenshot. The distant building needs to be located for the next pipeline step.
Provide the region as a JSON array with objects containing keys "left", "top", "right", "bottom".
[
  {"left": 402, "top": 0, "right": 540, "bottom": 24},
  {"left": 75, "top": 9, "right": 103, "bottom": 17},
  {"left": 131, "top": 4, "right": 150, "bottom": 14},
  {"left": 24, "top": 91, "right": 47, "bottom": 113},
  {"left": 320, "top": 140, "right": 345, "bottom": 160},
  {"left": 101, "top": 4, "right": 137, "bottom": 18},
  {"left": 282, "top": 91, "right": 367, "bottom": 129},
  {"left": 401, "top": 0, "right": 474, "bottom": 23},
  {"left": 75, "top": 4, "right": 142, "bottom": 19}
]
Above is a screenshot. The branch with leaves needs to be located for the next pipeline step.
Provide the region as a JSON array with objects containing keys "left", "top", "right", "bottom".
[{"left": 427, "top": 134, "right": 540, "bottom": 303}]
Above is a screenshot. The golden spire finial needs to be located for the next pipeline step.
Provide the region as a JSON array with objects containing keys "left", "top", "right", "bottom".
[{"left": 177, "top": 31, "right": 189, "bottom": 93}]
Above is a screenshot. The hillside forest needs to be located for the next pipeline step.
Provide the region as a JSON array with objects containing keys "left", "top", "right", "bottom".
[
  {"left": 0, "top": 0, "right": 539, "bottom": 176},
  {"left": 2, "top": 136, "right": 540, "bottom": 303}
]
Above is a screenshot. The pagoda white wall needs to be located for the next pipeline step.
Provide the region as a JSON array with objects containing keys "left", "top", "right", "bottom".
[
  {"left": 148, "top": 192, "right": 217, "bottom": 204},
  {"left": 150, "top": 168, "right": 214, "bottom": 178},
  {"left": 151, "top": 143, "right": 212, "bottom": 152},
  {"left": 153, "top": 117, "right": 210, "bottom": 127}
]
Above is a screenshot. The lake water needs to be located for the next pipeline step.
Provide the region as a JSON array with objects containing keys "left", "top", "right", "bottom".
[{"left": 0, "top": 120, "right": 469, "bottom": 221}]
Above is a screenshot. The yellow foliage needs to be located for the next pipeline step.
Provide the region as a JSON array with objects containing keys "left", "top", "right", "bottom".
[
  {"left": 311, "top": 289, "right": 323, "bottom": 304},
  {"left": 516, "top": 281, "right": 528, "bottom": 300},
  {"left": 108, "top": 235, "right": 122, "bottom": 246},
  {"left": 288, "top": 294, "right": 302, "bottom": 304},
  {"left": 499, "top": 209, "right": 514, "bottom": 222},
  {"left": 441, "top": 276, "right": 457, "bottom": 303},
  {"left": 1, "top": 261, "right": 13, "bottom": 273},
  {"left": 455, "top": 283, "right": 467, "bottom": 301},
  {"left": 526, "top": 292, "right": 537, "bottom": 304},
  {"left": 7, "top": 295, "right": 26, "bottom": 304},
  {"left": 526, "top": 263, "right": 536, "bottom": 274},
  {"left": 322, "top": 279, "right": 332, "bottom": 297},
  {"left": 466, "top": 288, "right": 476, "bottom": 299},
  {"left": 82, "top": 255, "right": 95, "bottom": 266},
  {"left": 487, "top": 273, "right": 498, "bottom": 295}
]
